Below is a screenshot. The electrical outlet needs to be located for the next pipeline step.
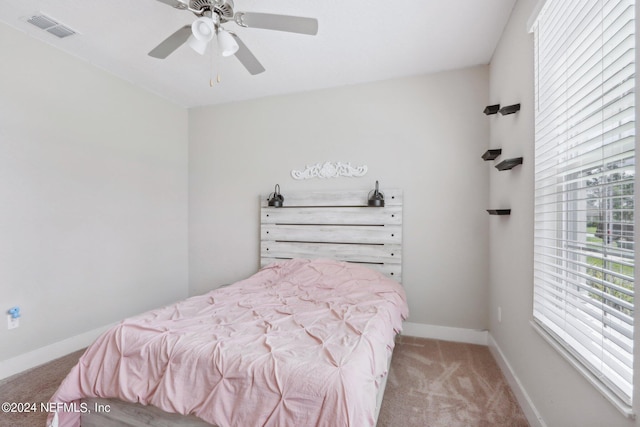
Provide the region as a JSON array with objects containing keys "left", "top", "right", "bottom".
[
  {"left": 498, "top": 306, "right": 502, "bottom": 323},
  {"left": 7, "top": 314, "right": 19, "bottom": 330}
]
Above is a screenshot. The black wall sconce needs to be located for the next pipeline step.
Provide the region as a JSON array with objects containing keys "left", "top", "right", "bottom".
[
  {"left": 267, "top": 184, "right": 284, "bottom": 207},
  {"left": 368, "top": 181, "right": 385, "bottom": 207}
]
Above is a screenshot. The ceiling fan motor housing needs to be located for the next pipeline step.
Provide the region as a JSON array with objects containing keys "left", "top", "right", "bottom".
[{"left": 190, "top": 0, "right": 234, "bottom": 19}]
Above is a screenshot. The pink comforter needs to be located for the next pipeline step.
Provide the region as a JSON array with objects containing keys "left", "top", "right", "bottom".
[{"left": 48, "top": 258, "right": 408, "bottom": 427}]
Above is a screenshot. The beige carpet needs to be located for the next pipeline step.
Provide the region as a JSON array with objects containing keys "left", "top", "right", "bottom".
[
  {"left": 0, "top": 349, "right": 85, "bottom": 427},
  {"left": 0, "top": 337, "right": 528, "bottom": 427},
  {"left": 378, "top": 336, "right": 529, "bottom": 427}
]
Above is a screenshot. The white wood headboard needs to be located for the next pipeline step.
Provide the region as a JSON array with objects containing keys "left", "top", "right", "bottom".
[{"left": 260, "top": 189, "right": 403, "bottom": 282}]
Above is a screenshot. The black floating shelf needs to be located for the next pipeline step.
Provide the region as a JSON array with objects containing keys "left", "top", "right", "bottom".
[
  {"left": 482, "top": 149, "right": 502, "bottom": 161},
  {"left": 487, "top": 209, "right": 511, "bottom": 215},
  {"left": 483, "top": 104, "right": 500, "bottom": 115},
  {"left": 499, "top": 103, "right": 521, "bottom": 115},
  {"left": 495, "top": 157, "right": 523, "bottom": 171}
]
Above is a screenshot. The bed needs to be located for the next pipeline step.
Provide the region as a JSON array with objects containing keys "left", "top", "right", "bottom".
[{"left": 47, "top": 188, "right": 406, "bottom": 427}]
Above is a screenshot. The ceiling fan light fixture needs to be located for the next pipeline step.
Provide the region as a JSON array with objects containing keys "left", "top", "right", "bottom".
[
  {"left": 191, "top": 17, "right": 215, "bottom": 41},
  {"left": 187, "top": 34, "right": 209, "bottom": 55},
  {"left": 188, "top": 16, "right": 215, "bottom": 55},
  {"left": 217, "top": 29, "right": 239, "bottom": 57}
]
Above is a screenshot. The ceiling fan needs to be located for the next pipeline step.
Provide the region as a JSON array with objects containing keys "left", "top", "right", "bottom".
[{"left": 149, "top": 0, "right": 319, "bottom": 75}]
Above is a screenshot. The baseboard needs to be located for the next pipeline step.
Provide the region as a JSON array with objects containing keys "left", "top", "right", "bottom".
[
  {"left": 401, "top": 321, "right": 488, "bottom": 345},
  {"left": 487, "top": 333, "right": 547, "bottom": 427},
  {"left": 0, "top": 323, "right": 114, "bottom": 381}
]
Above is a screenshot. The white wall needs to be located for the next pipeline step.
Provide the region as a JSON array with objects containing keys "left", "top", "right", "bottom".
[
  {"left": 0, "top": 23, "right": 189, "bottom": 363},
  {"left": 189, "top": 66, "right": 491, "bottom": 330},
  {"left": 488, "top": 1, "right": 639, "bottom": 426}
]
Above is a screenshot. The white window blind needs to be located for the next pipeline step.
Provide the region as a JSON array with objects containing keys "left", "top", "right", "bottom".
[{"left": 532, "top": 0, "right": 635, "bottom": 407}]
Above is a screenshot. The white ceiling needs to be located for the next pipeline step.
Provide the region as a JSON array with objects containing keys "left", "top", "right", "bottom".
[{"left": 0, "top": 0, "right": 516, "bottom": 108}]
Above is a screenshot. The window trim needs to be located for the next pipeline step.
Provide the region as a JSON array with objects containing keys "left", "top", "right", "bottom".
[{"left": 531, "top": 320, "right": 634, "bottom": 417}]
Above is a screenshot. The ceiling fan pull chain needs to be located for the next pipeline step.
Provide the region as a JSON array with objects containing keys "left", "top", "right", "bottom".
[
  {"left": 209, "top": 55, "right": 215, "bottom": 87},
  {"left": 209, "top": 39, "right": 223, "bottom": 87}
]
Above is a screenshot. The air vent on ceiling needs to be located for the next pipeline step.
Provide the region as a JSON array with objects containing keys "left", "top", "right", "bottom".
[{"left": 27, "top": 14, "right": 76, "bottom": 38}]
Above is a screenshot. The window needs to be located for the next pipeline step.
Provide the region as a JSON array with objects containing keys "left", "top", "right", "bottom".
[{"left": 532, "top": 0, "right": 635, "bottom": 410}]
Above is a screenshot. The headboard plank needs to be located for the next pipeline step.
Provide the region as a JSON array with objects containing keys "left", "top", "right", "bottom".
[
  {"left": 262, "top": 224, "right": 402, "bottom": 245},
  {"left": 259, "top": 189, "right": 403, "bottom": 207},
  {"left": 261, "top": 241, "right": 401, "bottom": 263},
  {"left": 262, "top": 206, "right": 402, "bottom": 226},
  {"left": 260, "top": 189, "right": 403, "bottom": 282},
  {"left": 260, "top": 256, "right": 402, "bottom": 282}
]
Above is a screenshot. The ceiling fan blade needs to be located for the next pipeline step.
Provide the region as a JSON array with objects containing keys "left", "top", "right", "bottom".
[
  {"left": 230, "top": 33, "right": 266, "bottom": 75},
  {"left": 235, "top": 12, "right": 318, "bottom": 35},
  {"left": 154, "top": 0, "right": 186, "bottom": 8},
  {"left": 148, "top": 25, "right": 192, "bottom": 59}
]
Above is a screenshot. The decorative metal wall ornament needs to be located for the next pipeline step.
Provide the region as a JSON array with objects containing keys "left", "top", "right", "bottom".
[{"left": 291, "top": 161, "right": 368, "bottom": 180}]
